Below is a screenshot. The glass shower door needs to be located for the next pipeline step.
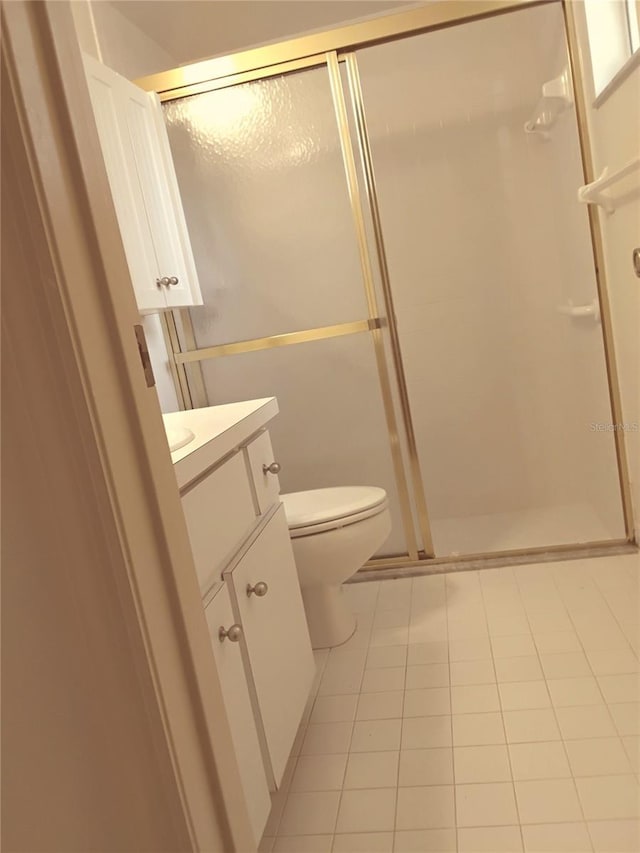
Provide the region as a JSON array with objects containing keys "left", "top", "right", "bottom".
[
  {"left": 163, "top": 65, "right": 415, "bottom": 558},
  {"left": 352, "top": 1, "right": 625, "bottom": 555}
]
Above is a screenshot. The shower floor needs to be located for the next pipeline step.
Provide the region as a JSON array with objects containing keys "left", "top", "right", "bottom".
[{"left": 429, "top": 503, "right": 615, "bottom": 557}]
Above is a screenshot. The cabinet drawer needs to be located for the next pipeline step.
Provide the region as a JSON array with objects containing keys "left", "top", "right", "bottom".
[
  {"left": 182, "top": 453, "right": 256, "bottom": 592},
  {"left": 204, "top": 583, "right": 271, "bottom": 844},
  {"left": 245, "top": 430, "right": 281, "bottom": 515},
  {"left": 224, "top": 505, "right": 314, "bottom": 785}
]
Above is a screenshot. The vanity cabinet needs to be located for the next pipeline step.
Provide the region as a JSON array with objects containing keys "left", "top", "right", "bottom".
[
  {"left": 170, "top": 403, "right": 315, "bottom": 844},
  {"left": 83, "top": 54, "right": 202, "bottom": 313}
]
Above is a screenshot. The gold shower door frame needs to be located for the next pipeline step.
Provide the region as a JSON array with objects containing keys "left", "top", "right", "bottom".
[{"left": 141, "top": 0, "right": 635, "bottom": 571}]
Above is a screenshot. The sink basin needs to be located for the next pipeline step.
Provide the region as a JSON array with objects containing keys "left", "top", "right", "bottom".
[{"left": 166, "top": 425, "right": 195, "bottom": 452}]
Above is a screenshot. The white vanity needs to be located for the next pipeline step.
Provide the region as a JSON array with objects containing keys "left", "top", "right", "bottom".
[{"left": 164, "top": 398, "right": 314, "bottom": 844}]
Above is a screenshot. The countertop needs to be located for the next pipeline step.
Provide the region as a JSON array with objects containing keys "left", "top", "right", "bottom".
[{"left": 163, "top": 397, "right": 278, "bottom": 489}]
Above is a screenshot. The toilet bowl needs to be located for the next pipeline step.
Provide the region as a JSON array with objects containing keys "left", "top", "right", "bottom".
[{"left": 281, "top": 486, "right": 391, "bottom": 649}]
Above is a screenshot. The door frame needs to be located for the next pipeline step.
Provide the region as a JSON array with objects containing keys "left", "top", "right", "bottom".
[{"left": 2, "top": 2, "right": 255, "bottom": 849}]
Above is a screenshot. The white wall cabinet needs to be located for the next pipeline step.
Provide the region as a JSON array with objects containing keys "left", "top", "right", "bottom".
[
  {"left": 83, "top": 54, "right": 202, "bottom": 313},
  {"left": 173, "top": 405, "right": 315, "bottom": 846}
]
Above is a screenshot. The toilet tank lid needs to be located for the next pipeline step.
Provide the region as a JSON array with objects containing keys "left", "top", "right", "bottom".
[{"left": 281, "top": 486, "right": 388, "bottom": 529}]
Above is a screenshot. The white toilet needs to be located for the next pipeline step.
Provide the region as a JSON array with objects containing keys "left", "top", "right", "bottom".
[{"left": 281, "top": 486, "right": 392, "bottom": 649}]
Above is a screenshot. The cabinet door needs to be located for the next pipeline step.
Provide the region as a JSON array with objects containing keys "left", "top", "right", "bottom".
[
  {"left": 245, "top": 430, "right": 281, "bottom": 515},
  {"left": 83, "top": 54, "right": 162, "bottom": 312},
  {"left": 147, "top": 93, "right": 203, "bottom": 308},
  {"left": 225, "top": 505, "right": 314, "bottom": 785},
  {"left": 83, "top": 55, "right": 202, "bottom": 312},
  {"left": 120, "top": 82, "right": 193, "bottom": 306},
  {"left": 204, "top": 584, "right": 271, "bottom": 844}
]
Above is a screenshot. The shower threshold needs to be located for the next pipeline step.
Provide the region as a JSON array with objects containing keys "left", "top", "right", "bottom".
[{"left": 359, "top": 539, "right": 636, "bottom": 581}]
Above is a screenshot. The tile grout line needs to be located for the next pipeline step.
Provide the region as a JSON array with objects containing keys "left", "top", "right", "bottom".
[
  {"left": 540, "top": 567, "right": 636, "bottom": 751},
  {"left": 444, "top": 571, "right": 459, "bottom": 853},
  {"left": 260, "top": 770, "right": 640, "bottom": 796},
  {"left": 271, "top": 659, "right": 324, "bottom": 842},
  {"left": 326, "top": 589, "right": 400, "bottom": 848},
  {"left": 267, "top": 812, "right": 640, "bottom": 842},
  {"left": 587, "top": 567, "right": 640, "bottom": 655},
  {"left": 512, "top": 568, "right": 595, "bottom": 853},
  {"left": 328, "top": 650, "right": 365, "bottom": 846},
  {"left": 477, "top": 569, "right": 526, "bottom": 853},
  {"left": 555, "top": 567, "right": 640, "bottom": 662},
  {"left": 278, "top": 645, "right": 349, "bottom": 846},
  {"left": 391, "top": 579, "right": 412, "bottom": 852},
  {"left": 551, "top": 563, "right": 640, "bottom": 664}
]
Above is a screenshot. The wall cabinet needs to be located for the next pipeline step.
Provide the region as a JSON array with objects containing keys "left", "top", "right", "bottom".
[
  {"left": 174, "top": 410, "right": 315, "bottom": 846},
  {"left": 83, "top": 54, "right": 202, "bottom": 313}
]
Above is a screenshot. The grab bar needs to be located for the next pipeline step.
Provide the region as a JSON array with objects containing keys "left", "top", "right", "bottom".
[{"left": 578, "top": 157, "right": 640, "bottom": 213}]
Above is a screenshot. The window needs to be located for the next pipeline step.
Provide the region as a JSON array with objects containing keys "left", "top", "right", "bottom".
[
  {"left": 626, "top": 0, "right": 640, "bottom": 52},
  {"left": 585, "top": 0, "right": 640, "bottom": 96}
]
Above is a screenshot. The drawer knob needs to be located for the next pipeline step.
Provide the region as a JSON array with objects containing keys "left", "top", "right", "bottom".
[
  {"left": 262, "top": 461, "right": 281, "bottom": 475},
  {"left": 218, "top": 623, "right": 242, "bottom": 643},
  {"left": 156, "top": 277, "right": 171, "bottom": 288},
  {"left": 168, "top": 276, "right": 179, "bottom": 286},
  {"left": 246, "top": 581, "right": 269, "bottom": 598}
]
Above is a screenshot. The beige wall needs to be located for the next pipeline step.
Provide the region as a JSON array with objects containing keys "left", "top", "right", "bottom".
[
  {"left": 111, "top": 0, "right": 421, "bottom": 67},
  {"left": 2, "top": 4, "right": 259, "bottom": 849},
  {"left": 571, "top": 1, "right": 640, "bottom": 538},
  {"left": 2, "top": 39, "right": 190, "bottom": 853},
  {"left": 70, "top": 0, "right": 177, "bottom": 78}
]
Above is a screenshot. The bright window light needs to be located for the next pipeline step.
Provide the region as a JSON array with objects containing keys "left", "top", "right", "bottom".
[
  {"left": 585, "top": 0, "right": 640, "bottom": 96},
  {"left": 626, "top": 0, "right": 640, "bottom": 52}
]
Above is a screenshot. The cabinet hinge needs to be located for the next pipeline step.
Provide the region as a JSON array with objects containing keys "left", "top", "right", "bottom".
[{"left": 134, "top": 324, "right": 156, "bottom": 388}]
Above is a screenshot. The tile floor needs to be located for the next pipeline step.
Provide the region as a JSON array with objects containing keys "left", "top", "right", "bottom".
[{"left": 259, "top": 553, "right": 640, "bottom": 853}]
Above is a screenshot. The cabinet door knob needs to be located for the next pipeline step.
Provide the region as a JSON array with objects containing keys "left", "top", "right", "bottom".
[
  {"left": 262, "top": 461, "right": 281, "bottom": 475},
  {"left": 218, "top": 623, "right": 242, "bottom": 643},
  {"left": 156, "top": 276, "right": 171, "bottom": 288},
  {"left": 246, "top": 581, "right": 268, "bottom": 598},
  {"left": 168, "top": 276, "right": 179, "bottom": 286}
]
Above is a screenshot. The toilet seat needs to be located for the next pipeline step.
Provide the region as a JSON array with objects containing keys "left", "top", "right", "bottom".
[{"left": 282, "top": 487, "right": 388, "bottom": 539}]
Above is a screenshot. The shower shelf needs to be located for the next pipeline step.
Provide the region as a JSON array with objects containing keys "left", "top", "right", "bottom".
[
  {"left": 524, "top": 68, "right": 573, "bottom": 139},
  {"left": 577, "top": 157, "right": 640, "bottom": 213}
]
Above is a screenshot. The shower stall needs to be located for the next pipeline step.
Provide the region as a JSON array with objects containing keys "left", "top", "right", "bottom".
[{"left": 144, "top": 0, "right": 633, "bottom": 568}]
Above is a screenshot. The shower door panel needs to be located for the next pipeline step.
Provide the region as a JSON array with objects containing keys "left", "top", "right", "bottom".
[
  {"left": 163, "top": 67, "right": 371, "bottom": 346},
  {"left": 163, "top": 64, "right": 411, "bottom": 557},
  {"left": 354, "top": 2, "right": 625, "bottom": 555}
]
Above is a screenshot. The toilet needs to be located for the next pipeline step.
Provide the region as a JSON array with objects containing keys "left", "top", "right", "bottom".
[{"left": 281, "top": 486, "right": 391, "bottom": 649}]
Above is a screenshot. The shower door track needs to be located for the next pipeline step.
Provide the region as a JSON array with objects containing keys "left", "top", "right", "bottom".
[{"left": 151, "top": 0, "right": 635, "bottom": 571}]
